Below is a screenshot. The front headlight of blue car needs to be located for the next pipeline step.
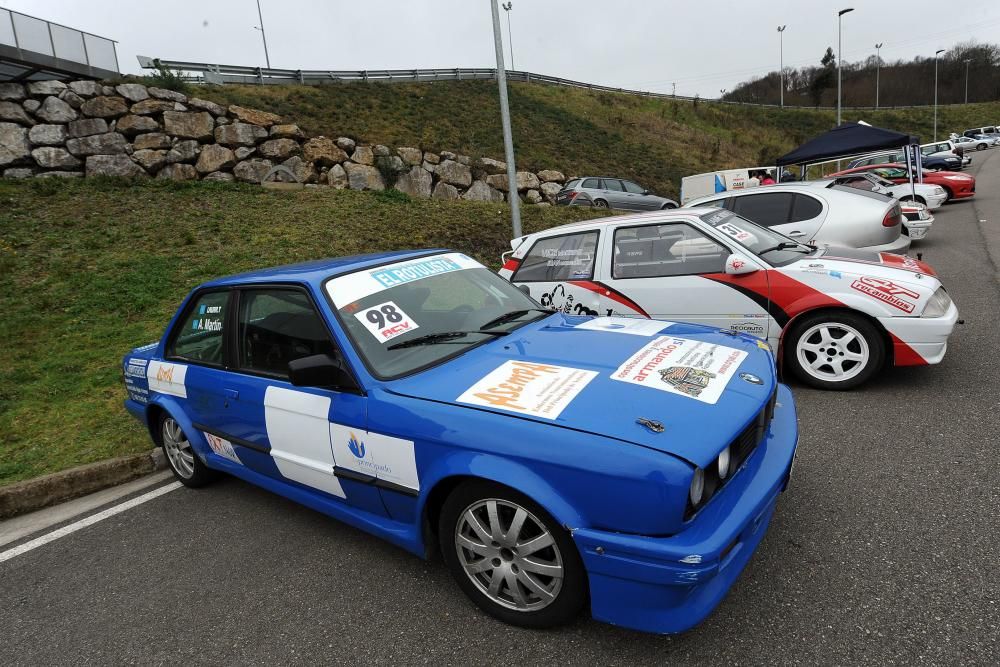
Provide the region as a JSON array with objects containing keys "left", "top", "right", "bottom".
[{"left": 922, "top": 287, "right": 952, "bottom": 318}]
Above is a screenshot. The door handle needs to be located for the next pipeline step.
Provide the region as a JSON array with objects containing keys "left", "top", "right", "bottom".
[
  {"left": 224, "top": 388, "right": 239, "bottom": 400},
  {"left": 787, "top": 231, "right": 804, "bottom": 237}
]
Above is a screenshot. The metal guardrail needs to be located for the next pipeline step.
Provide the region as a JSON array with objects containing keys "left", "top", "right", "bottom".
[
  {"left": 138, "top": 56, "right": 970, "bottom": 111},
  {"left": 0, "top": 7, "right": 119, "bottom": 81}
]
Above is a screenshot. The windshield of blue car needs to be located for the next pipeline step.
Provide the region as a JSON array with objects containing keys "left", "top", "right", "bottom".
[
  {"left": 699, "top": 209, "right": 813, "bottom": 266},
  {"left": 325, "top": 254, "right": 547, "bottom": 379}
]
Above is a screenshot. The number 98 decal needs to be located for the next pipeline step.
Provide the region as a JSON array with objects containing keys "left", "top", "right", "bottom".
[{"left": 355, "top": 301, "right": 419, "bottom": 343}]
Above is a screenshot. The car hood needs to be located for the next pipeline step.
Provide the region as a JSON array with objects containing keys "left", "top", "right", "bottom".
[
  {"left": 385, "top": 315, "right": 776, "bottom": 468},
  {"left": 811, "top": 246, "right": 938, "bottom": 277}
]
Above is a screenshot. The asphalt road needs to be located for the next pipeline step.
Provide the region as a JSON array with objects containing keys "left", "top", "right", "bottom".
[{"left": 3, "top": 153, "right": 1000, "bottom": 665}]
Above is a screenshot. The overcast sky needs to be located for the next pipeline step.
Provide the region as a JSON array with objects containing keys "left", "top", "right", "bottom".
[{"left": 7, "top": 0, "right": 1000, "bottom": 97}]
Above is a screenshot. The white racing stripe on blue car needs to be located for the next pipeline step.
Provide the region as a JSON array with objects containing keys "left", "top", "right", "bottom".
[{"left": 263, "top": 386, "right": 346, "bottom": 499}]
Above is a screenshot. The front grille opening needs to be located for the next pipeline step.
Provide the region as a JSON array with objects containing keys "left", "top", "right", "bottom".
[{"left": 684, "top": 389, "right": 776, "bottom": 521}]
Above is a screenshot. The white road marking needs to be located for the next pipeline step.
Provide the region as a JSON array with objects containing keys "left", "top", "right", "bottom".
[{"left": 0, "top": 481, "right": 182, "bottom": 564}]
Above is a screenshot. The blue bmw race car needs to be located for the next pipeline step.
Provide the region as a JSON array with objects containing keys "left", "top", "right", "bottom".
[{"left": 122, "top": 249, "right": 798, "bottom": 634}]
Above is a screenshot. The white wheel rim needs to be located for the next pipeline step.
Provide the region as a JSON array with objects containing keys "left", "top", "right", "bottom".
[
  {"left": 796, "top": 322, "right": 870, "bottom": 382},
  {"left": 162, "top": 418, "right": 195, "bottom": 479}
]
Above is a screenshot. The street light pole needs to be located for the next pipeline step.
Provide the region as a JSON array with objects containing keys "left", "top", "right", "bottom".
[
  {"left": 837, "top": 8, "right": 854, "bottom": 126},
  {"left": 502, "top": 2, "right": 514, "bottom": 71},
  {"left": 874, "top": 42, "right": 882, "bottom": 108},
  {"left": 255, "top": 0, "right": 271, "bottom": 69},
  {"left": 777, "top": 25, "right": 786, "bottom": 107},
  {"left": 963, "top": 58, "right": 971, "bottom": 104},
  {"left": 491, "top": 0, "right": 521, "bottom": 239},
  {"left": 934, "top": 48, "right": 945, "bottom": 141}
]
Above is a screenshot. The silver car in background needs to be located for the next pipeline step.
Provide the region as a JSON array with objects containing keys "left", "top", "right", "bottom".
[
  {"left": 555, "top": 177, "right": 678, "bottom": 211},
  {"left": 683, "top": 183, "right": 910, "bottom": 254}
]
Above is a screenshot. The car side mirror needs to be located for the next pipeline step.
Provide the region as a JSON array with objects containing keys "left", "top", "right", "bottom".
[
  {"left": 643, "top": 189, "right": 650, "bottom": 195},
  {"left": 288, "top": 354, "right": 357, "bottom": 391},
  {"left": 725, "top": 254, "right": 758, "bottom": 276},
  {"left": 517, "top": 284, "right": 532, "bottom": 296}
]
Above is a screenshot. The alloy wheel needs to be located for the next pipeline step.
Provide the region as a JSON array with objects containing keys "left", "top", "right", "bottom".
[
  {"left": 795, "top": 322, "right": 870, "bottom": 383},
  {"left": 454, "top": 498, "right": 564, "bottom": 612},
  {"left": 162, "top": 417, "right": 195, "bottom": 479}
]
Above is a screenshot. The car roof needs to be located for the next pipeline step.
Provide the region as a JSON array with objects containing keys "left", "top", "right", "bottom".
[
  {"left": 525, "top": 209, "right": 704, "bottom": 236},
  {"left": 200, "top": 249, "right": 448, "bottom": 288}
]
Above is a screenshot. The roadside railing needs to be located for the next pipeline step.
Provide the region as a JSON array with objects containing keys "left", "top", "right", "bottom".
[
  {"left": 0, "top": 7, "right": 119, "bottom": 74},
  {"left": 137, "top": 56, "right": 970, "bottom": 111}
]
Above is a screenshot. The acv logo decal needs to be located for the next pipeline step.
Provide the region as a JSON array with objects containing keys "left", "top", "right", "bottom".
[{"left": 348, "top": 432, "right": 366, "bottom": 458}]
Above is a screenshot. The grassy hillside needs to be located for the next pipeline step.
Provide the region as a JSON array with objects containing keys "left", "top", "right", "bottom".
[
  {"left": 199, "top": 80, "right": 1000, "bottom": 197},
  {"left": 0, "top": 179, "right": 601, "bottom": 485}
]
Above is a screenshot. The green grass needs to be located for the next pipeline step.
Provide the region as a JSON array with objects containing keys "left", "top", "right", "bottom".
[
  {"left": 199, "top": 80, "right": 1000, "bottom": 197},
  {"left": 0, "top": 178, "right": 602, "bottom": 485}
]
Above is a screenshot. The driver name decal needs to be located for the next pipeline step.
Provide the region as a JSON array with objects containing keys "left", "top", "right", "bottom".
[
  {"left": 610, "top": 336, "right": 749, "bottom": 404},
  {"left": 850, "top": 276, "right": 919, "bottom": 313},
  {"left": 457, "top": 361, "right": 597, "bottom": 419}
]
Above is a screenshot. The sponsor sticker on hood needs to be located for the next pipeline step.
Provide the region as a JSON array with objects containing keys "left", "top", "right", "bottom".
[
  {"left": 610, "top": 336, "right": 748, "bottom": 404},
  {"left": 457, "top": 360, "right": 598, "bottom": 419},
  {"left": 850, "top": 276, "right": 920, "bottom": 313},
  {"left": 575, "top": 317, "right": 673, "bottom": 336}
]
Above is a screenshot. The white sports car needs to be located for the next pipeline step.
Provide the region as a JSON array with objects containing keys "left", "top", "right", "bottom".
[{"left": 500, "top": 208, "right": 959, "bottom": 390}]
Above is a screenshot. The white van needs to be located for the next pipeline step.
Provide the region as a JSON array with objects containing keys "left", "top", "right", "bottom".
[{"left": 680, "top": 167, "right": 777, "bottom": 205}]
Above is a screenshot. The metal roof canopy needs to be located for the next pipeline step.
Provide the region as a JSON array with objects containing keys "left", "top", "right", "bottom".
[{"left": 0, "top": 7, "right": 119, "bottom": 82}]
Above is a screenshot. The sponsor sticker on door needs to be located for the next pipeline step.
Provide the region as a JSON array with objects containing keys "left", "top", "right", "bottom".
[
  {"left": 355, "top": 300, "right": 419, "bottom": 343},
  {"left": 610, "top": 336, "right": 748, "bottom": 404},
  {"left": 457, "top": 361, "right": 597, "bottom": 419},
  {"left": 204, "top": 432, "right": 241, "bottom": 464}
]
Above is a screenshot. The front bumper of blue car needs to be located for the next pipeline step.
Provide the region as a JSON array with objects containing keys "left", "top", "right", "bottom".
[{"left": 573, "top": 383, "right": 798, "bottom": 634}]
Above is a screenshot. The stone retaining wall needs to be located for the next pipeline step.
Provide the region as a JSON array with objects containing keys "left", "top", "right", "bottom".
[{"left": 0, "top": 79, "right": 568, "bottom": 204}]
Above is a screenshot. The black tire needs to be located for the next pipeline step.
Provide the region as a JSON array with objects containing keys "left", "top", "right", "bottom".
[
  {"left": 977, "top": 144, "right": 986, "bottom": 151},
  {"left": 785, "top": 311, "right": 885, "bottom": 390},
  {"left": 661, "top": 202, "right": 678, "bottom": 209},
  {"left": 438, "top": 480, "right": 587, "bottom": 629},
  {"left": 593, "top": 199, "right": 609, "bottom": 209},
  {"left": 158, "top": 412, "right": 218, "bottom": 488}
]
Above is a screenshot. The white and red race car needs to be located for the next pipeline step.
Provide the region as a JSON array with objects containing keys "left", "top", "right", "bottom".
[{"left": 500, "top": 208, "right": 959, "bottom": 389}]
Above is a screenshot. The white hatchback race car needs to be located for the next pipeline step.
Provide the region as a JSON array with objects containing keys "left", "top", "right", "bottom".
[{"left": 500, "top": 208, "right": 959, "bottom": 390}]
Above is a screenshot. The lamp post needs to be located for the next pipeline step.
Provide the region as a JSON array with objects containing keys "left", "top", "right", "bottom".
[
  {"left": 491, "top": 0, "right": 521, "bottom": 238},
  {"left": 502, "top": 2, "right": 514, "bottom": 71},
  {"left": 837, "top": 8, "right": 854, "bottom": 126},
  {"left": 777, "top": 25, "right": 786, "bottom": 107},
  {"left": 874, "top": 42, "right": 883, "bottom": 108},
  {"left": 963, "top": 58, "right": 971, "bottom": 104},
  {"left": 934, "top": 48, "right": 945, "bottom": 141},
  {"left": 254, "top": 0, "right": 271, "bottom": 69}
]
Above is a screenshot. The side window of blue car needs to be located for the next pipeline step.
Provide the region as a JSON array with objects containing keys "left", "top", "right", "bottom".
[
  {"left": 168, "top": 291, "right": 230, "bottom": 366},
  {"left": 237, "top": 288, "right": 339, "bottom": 379}
]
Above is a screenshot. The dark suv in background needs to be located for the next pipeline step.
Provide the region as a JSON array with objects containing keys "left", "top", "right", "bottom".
[{"left": 555, "top": 177, "right": 678, "bottom": 211}]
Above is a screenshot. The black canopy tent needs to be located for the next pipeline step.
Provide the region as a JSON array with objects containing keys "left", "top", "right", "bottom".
[{"left": 775, "top": 122, "right": 921, "bottom": 199}]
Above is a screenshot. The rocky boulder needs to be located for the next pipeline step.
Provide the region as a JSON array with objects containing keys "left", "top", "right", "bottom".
[
  {"left": 280, "top": 156, "right": 317, "bottom": 184},
  {"left": 115, "top": 83, "right": 149, "bottom": 103},
  {"left": 130, "top": 149, "right": 169, "bottom": 172},
  {"left": 351, "top": 145, "right": 374, "bottom": 166},
  {"left": 28, "top": 124, "right": 68, "bottom": 146},
  {"left": 3, "top": 167, "right": 34, "bottom": 178},
  {"left": 435, "top": 159, "right": 472, "bottom": 187},
  {"left": 31, "top": 147, "right": 81, "bottom": 169},
  {"left": 166, "top": 140, "right": 200, "bottom": 164},
  {"left": 463, "top": 180, "right": 504, "bottom": 202},
  {"left": 327, "top": 164, "right": 348, "bottom": 189},
  {"left": 475, "top": 156, "right": 507, "bottom": 174},
  {"left": 195, "top": 144, "right": 236, "bottom": 174},
  {"left": 432, "top": 182, "right": 460, "bottom": 200},
  {"left": 396, "top": 147, "right": 422, "bottom": 166},
  {"left": 115, "top": 114, "right": 160, "bottom": 137},
  {"left": 59, "top": 90, "right": 85, "bottom": 109},
  {"left": 302, "top": 137, "right": 348, "bottom": 167},
  {"left": 156, "top": 163, "right": 199, "bottom": 181},
  {"left": 133, "top": 133, "right": 172, "bottom": 150},
  {"left": 66, "top": 132, "right": 128, "bottom": 156},
  {"left": 486, "top": 171, "right": 540, "bottom": 192},
  {"left": 27, "top": 81, "right": 66, "bottom": 97},
  {"left": 258, "top": 138, "right": 300, "bottom": 160},
  {"left": 215, "top": 122, "right": 266, "bottom": 147},
  {"left": 202, "top": 171, "right": 234, "bottom": 182},
  {"left": 0, "top": 101, "right": 33, "bottom": 125},
  {"left": 163, "top": 111, "right": 214, "bottom": 140},
  {"left": 537, "top": 169, "right": 565, "bottom": 183},
  {"left": 229, "top": 105, "right": 281, "bottom": 127},
  {"left": 345, "top": 162, "right": 385, "bottom": 191},
  {"left": 67, "top": 81, "right": 101, "bottom": 98},
  {"left": 80, "top": 96, "right": 128, "bottom": 118},
  {"left": 67, "top": 118, "right": 109, "bottom": 138},
  {"left": 394, "top": 165, "right": 433, "bottom": 198},
  {"left": 540, "top": 181, "right": 563, "bottom": 201},
  {"left": 270, "top": 124, "right": 304, "bottom": 140},
  {"left": 525, "top": 189, "right": 543, "bottom": 204},
  {"left": 34, "top": 97, "right": 77, "bottom": 123},
  {"left": 233, "top": 158, "right": 274, "bottom": 184},
  {"left": 423, "top": 152, "right": 441, "bottom": 165},
  {"left": 85, "top": 154, "right": 148, "bottom": 178},
  {"left": 234, "top": 146, "right": 256, "bottom": 160},
  {"left": 336, "top": 137, "right": 356, "bottom": 153},
  {"left": 187, "top": 98, "right": 226, "bottom": 116},
  {"left": 36, "top": 171, "right": 82, "bottom": 179},
  {"left": 148, "top": 87, "right": 188, "bottom": 103},
  {"left": 0, "top": 83, "right": 26, "bottom": 101},
  {"left": 129, "top": 99, "right": 179, "bottom": 115}
]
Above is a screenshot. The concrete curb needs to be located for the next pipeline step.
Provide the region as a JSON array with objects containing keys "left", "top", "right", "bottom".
[{"left": 0, "top": 449, "right": 167, "bottom": 520}]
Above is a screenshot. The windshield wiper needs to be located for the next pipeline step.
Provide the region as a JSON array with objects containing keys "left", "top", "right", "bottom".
[
  {"left": 386, "top": 330, "right": 510, "bottom": 351},
  {"left": 480, "top": 308, "right": 552, "bottom": 330},
  {"left": 758, "top": 241, "right": 813, "bottom": 256}
]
